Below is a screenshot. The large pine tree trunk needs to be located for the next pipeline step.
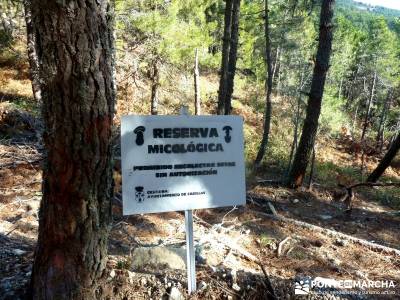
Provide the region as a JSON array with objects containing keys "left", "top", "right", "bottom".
[
  {"left": 23, "top": 0, "right": 41, "bottom": 103},
  {"left": 224, "top": 0, "right": 241, "bottom": 115},
  {"left": 217, "top": 0, "right": 233, "bottom": 115},
  {"left": 367, "top": 132, "right": 400, "bottom": 183},
  {"left": 254, "top": 0, "right": 273, "bottom": 168},
  {"left": 29, "top": 1, "right": 115, "bottom": 299},
  {"left": 286, "top": 0, "right": 335, "bottom": 188}
]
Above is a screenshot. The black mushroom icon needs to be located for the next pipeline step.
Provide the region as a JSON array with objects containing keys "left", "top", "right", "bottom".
[
  {"left": 134, "top": 126, "right": 146, "bottom": 146},
  {"left": 222, "top": 126, "right": 232, "bottom": 143}
]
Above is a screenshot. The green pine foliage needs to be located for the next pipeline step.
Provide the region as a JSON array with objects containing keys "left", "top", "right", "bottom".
[{"left": 113, "top": 0, "right": 400, "bottom": 173}]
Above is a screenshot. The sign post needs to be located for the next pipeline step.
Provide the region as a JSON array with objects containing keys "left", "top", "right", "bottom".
[
  {"left": 180, "top": 106, "right": 197, "bottom": 294},
  {"left": 185, "top": 209, "right": 196, "bottom": 293},
  {"left": 121, "top": 110, "right": 245, "bottom": 295}
]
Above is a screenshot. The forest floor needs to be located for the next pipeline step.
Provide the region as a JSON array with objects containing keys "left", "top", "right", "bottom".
[{"left": 1, "top": 48, "right": 400, "bottom": 299}]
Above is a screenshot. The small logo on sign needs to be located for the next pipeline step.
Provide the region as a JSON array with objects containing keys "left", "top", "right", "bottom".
[
  {"left": 294, "top": 278, "right": 311, "bottom": 295},
  {"left": 135, "top": 186, "right": 145, "bottom": 202},
  {"left": 134, "top": 126, "right": 146, "bottom": 146},
  {"left": 222, "top": 126, "right": 232, "bottom": 143}
]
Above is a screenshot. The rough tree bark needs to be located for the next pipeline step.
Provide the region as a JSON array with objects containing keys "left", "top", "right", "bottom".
[
  {"left": 217, "top": 0, "right": 233, "bottom": 115},
  {"left": 224, "top": 0, "right": 241, "bottom": 115},
  {"left": 23, "top": 0, "right": 41, "bottom": 102},
  {"left": 367, "top": 132, "right": 400, "bottom": 183},
  {"left": 286, "top": 0, "right": 335, "bottom": 188},
  {"left": 29, "top": 0, "right": 115, "bottom": 299},
  {"left": 254, "top": 0, "right": 273, "bottom": 168}
]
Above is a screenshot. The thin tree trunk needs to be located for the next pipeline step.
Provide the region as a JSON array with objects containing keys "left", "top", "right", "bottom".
[
  {"left": 254, "top": 0, "right": 273, "bottom": 168},
  {"left": 29, "top": 0, "right": 115, "bottom": 298},
  {"left": 276, "top": 63, "right": 282, "bottom": 96},
  {"left": 351, "top": 102, "right": 359, "bottom": 140},
  {"left": 194, "top": 49, "right": 201, "bottom": 115},
  {"left": 224, "top": 0, "right": 241, "bottom": 115},
  {"left": 360, "top": 70, "right": 376, "bottom": 143},
  {"left": 361, "top": 148, "right": 366, "bottom": 179},
  {"left": 338, "top": 77, "right": 343, "bottom": 102},
  {"left": 345, "top": 64, "right": 360, "bottom": 109},
  {"left": 23, "top": 0, "right": 41, "bottom": 102},
  {"left": 376, "top": 89, "right": 391, "bottom": 151},
  {"left": 271, "top": 46, "right": 280, "bottom": 91},
  {"left": 286, "top": 0, "right": 335, "bottom": 188},
  {"left": 360, "top": 71, "right": 377, "bottom": 178},
  {"left": 367, "top": 132, "right": 400, "bottom": 182},
  {"left": 286, "top": 98, "right": 300, "bottom": 177},
  {"left": 150, "top": 60, "right": 159, "bottom": 115},
  {"left": 286, "top": 70, "right": 305, "bottom": 178},
  {"left": 217, "top": 0, "right": 233, "bottom": 115}
]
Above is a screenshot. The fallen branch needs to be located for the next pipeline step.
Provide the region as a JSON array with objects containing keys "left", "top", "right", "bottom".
[
  {"left": 277, "top": 237, "right": 291, "bottom": 257},
  {"left": 217, "top": 235, "right": 258, "bottom": 262},
  {"left": 192, "top": 209, "right": 278, "bottom": 298},
  {"left": 221, "top": 206, "right": 238, "bottom": 224},
  {"left": 193, "top": 214, "right": 213, "bottom": 228},
  {"left": 203, "top": 273, "right": 241, "bottom": 297},
  {"left": 5, "top": 209, "right": 37, "bottom": 236},
  {"left": 250, "top": 208, "right": 400, "bottom": 256},
  {"left": 216, "top": 235, "right": 277, "bottom": 299},
  {"left": 0, "top": 158, "right": 43, "bottom": 169},
  {"left": 246, "top": 193, "right": 274, "bottom": 210},
  {"left": 0, "top": 197, "right": 39, "bottom": 212},
  {"left": 256, "top": 179, "right": 282, "bottom": 186},
  {"left": 342, "top": 182, "right": 400, "bottom": 189},
  {"left": 267, "top": 202, "right": 278, "bottom": 216}
]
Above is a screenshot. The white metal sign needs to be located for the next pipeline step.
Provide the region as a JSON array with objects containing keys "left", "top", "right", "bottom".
[{"left": 121, "top": 115, "right": 246, "bottom": 215}]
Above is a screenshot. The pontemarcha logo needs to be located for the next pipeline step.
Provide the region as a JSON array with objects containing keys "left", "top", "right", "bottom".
[{"left": 295, "top": 277, "right": 311, "bottom": 295}]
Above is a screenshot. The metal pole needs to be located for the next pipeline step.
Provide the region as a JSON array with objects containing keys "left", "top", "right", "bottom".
[
  {"left": 185, "top": 210, "right": 196, "bottom": 294},
  {"left": 180, "top": 105, "right": 196, "bottom": 294}
]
